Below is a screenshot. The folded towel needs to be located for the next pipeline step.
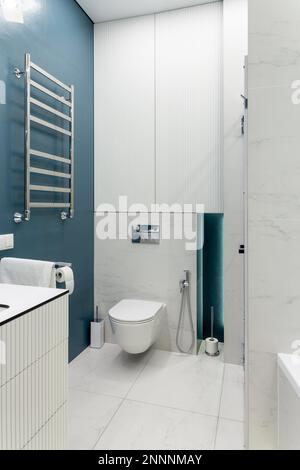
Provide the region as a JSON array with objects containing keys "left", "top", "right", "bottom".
[{"left": 0, "top": 258, "right": 56, "bottom": 288}]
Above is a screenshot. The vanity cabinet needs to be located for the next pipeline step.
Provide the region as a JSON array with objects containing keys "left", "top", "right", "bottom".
[{"left": 0, "top": 286, "right": 68, "bottom": 450}]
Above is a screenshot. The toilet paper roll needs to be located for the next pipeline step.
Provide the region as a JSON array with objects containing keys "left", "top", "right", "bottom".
[
  {"left": 205, "top": 337, "right": 219, "bottom": 356},
  {"left": 56, "top": 267, "right": 74, "bottom": 295}
]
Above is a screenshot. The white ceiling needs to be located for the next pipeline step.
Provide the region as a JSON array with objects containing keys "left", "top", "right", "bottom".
[{"left": 76, "top": 0, "right": 218, "bottom": 23}]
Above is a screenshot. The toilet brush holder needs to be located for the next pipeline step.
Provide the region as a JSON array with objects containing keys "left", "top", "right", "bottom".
[
  {"left": 90, "top": 306, "right": 105, "bottom": 349},
  {"left": 205, "top": 306, "right": 220, "bottom": 357}
]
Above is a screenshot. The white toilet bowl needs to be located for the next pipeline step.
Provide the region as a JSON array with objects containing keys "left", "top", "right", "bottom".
[{"left": 109, "top": 299, "right": 165, "bottom": 354}]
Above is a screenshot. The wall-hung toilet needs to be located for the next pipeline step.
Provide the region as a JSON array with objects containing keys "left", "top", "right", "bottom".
[{"left": 109, "top": 299, "right": 165, "bottom": 354}]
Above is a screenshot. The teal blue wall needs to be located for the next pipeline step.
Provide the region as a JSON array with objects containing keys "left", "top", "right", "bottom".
[
  {"left": 0, "top": 0, "right": 94, "bottom": 361},
  {"left": 198, "top": 214, "right": 224, "bottom": 341}
]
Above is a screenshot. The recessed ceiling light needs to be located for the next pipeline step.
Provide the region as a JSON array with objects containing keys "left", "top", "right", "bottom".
[
  {"left": 1, "top": 0, "right": 24, "bottom": 23},
  {"left": 0, "top": 0, "right": 40, "bottom": 23}
]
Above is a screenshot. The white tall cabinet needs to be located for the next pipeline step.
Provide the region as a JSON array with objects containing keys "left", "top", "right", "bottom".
[
  {"left": 156, "top": 4, "right": 222, "bottom": 210},
  {"left": 94, "top": 3, "right": 223, "bottom": 211},
  {"left": 94, "top": 15, "right": 156, "bottom": 209}
]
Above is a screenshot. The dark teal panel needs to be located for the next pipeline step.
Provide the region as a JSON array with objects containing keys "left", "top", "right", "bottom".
[
  {"left": 202, "top": 214, "right": 224, "bottom": 341},
  {"left": 0, "top": 0, "right": 94, "bottom": 362},
  {"left": 197, "top": 244, "right": 203, "bottom": 340}
]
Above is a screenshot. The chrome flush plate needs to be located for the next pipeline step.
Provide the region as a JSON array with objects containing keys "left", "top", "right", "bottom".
[{"left": 132, "top": 225, "right": 160, "bottom": 245}]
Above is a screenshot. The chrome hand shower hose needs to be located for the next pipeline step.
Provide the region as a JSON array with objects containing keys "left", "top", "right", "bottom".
[{"left": 176, "top": 270, "right": 195, "bottom": 354}]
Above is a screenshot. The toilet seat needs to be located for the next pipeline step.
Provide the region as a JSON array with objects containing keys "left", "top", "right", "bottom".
[
  {"left": 109, "top": 299, "right": 164, "bottom": 324},
  {"left": 108, "top": 299, "right": 165, "bottom": 354}
]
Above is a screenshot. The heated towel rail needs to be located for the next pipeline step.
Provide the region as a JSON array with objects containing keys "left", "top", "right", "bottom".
[{"left": 14, "top": 53, "right": 74, "bottom": 222}]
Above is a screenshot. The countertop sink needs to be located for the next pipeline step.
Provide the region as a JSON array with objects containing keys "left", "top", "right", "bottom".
[{"left": 0, "top": 284, "right": 68, "bottom": 326}]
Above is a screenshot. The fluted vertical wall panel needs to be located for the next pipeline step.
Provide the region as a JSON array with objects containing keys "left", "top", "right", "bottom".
[
  {"left": 0, "top": 295, "right": 68, "bottom": 450},
  {"left": 94, "top": 15, "right": 156, "bottom": 208},
  {"left": 156, "top": 3, "right": 223, "bottom": 211},
  {"left": 94, "top": 2, "right": 223, "bottom": 211}
]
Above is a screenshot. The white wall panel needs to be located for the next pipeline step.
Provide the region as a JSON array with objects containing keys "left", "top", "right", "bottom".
[
  {"left": 94, "top": 16, "right": 156, "bottom": 208},
  {"left": 155, "top": 3, "right": 223, "bottom": 210}
]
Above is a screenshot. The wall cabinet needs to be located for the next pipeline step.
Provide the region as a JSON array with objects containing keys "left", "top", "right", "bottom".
[
  {"left": 95, "top": 3, "right": 223, "bottom": 212},
  {"left": 95, "top": 16, "right": 156, "bottom": 209},
  {"left": 156, "top": 4, "right": 222, "bottom": 211}
]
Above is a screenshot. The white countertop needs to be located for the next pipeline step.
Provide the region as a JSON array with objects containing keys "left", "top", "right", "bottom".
[
  {"left": 278, "top": 353, "right": 300, "bottom": 398},
  {"left": 0, "top": 283, "right": 68, "bottom": 325}
]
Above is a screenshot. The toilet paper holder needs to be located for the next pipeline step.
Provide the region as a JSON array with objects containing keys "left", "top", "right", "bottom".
[
  {"left": 54, "top": 262, "right": 72, "bottom": 280},
  {"left": 54, "top": 262, "right": 72, "bottom": 269},
  {"left": 55, "top": 264, "right": 74, "bottom": 296}
]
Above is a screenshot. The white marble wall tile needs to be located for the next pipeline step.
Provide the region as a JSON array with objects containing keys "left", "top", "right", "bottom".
[
  {"left": 248, "top": 86, "right": 300, "bottom": 143},
  {"left": 247, "top": 351, "right": 277, "bottom": 450},
  {"left": 94, "top": 213, "right": 198, "bottom": 354},
  {"left": 248, "top": 138, "right": 300, "bottom": 220},
  {"left": 248, "top": 89, "right": 300, "bottom": 221},
  {"left": 249, "top": 0, "right": 300, "bottom": 89},
  {"left": 248, "top": 0, "right": 300, "bottom": 450},
  {"left": 248, "top": 218, "right": 300, "bottom": 355}
]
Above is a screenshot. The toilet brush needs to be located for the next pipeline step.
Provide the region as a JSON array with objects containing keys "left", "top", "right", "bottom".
[
  {"left": 90, "top": 305, "right": 105, "bottom": 349},
  {"left": 205, "top": 306, "right": 220, "bottom": 357}
]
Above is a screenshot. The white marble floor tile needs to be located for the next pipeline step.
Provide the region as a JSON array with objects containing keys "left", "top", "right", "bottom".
[
  {"left": 220, "top": 364, "right": 245, "bottom": 422},
  {"left": 68, "top": 389, "right": 122, "bottom": 450},
  {"left": 223, "top": 363, "right": 245, "bottom": 383},
  {"left": 197, "top": 345, "right": 225, "bottom": 375},
  {"left": 70, "top": 343, "right": 153, "bottom": 398},
  {"left": 69, "top": 347, "right": 108, "bottom": 389},
  {"left": 127, "top": 350, "right": 224, "bottom": 416},
  {"left": 214, "top": 419, "right": 245, "bottom": 450},
  {"left": 95, "top": 400, "right": 218, "bottom": 450}
]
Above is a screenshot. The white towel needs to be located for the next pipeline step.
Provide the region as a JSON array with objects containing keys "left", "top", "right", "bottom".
[{"left": 0, "top": 258, "right": 56, "bottom": 288}]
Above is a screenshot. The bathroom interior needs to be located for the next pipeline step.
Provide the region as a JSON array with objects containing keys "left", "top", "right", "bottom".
[{"left": 0, "top": 0, "right": 299, "bottom": 452}]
